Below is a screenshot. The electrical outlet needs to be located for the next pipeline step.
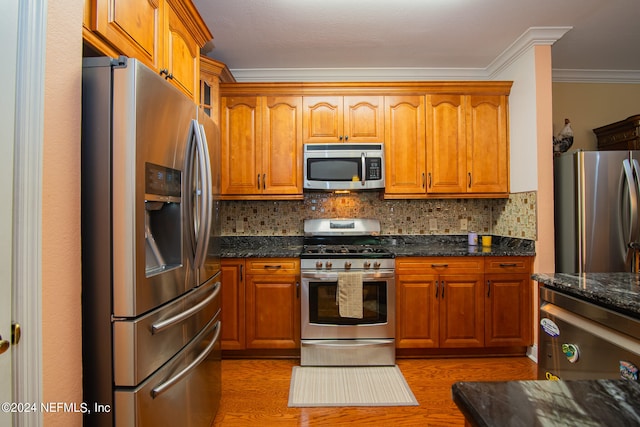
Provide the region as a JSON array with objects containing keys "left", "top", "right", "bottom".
[
  {"left": 460, "top": 218, "right": 468, "bottom": 231},
  {"left": 236, "top": 219, "right": 244, "bottom": 233},
  {"left": 429, "top": 219, "right": 438, "bottom": 231}
]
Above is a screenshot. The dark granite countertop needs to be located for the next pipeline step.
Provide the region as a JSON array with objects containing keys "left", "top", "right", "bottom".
[
  {"left": 220, "top": 235, "right": 535, "bottom": 258},
  {"left": 533, "top": 272, "right": 640, "bottom": 319},
  {"left": 452, "top": 379, "right": 640, "bottom": 427}
]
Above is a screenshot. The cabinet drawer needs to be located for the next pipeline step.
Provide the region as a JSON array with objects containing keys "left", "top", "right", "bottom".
[
  {"left": 396, "top": 257, "right": 484, "bottom": 274},
  {"left": 245, "top": 258, "right": 300, "bottom": 275},
  {"left": 484, "top": 257, "right": 531, "bottom": 274}
]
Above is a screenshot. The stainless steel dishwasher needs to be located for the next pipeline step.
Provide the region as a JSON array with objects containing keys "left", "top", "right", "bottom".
[{"left": 539, "top": 287, "right": 640, "bottom": 381}]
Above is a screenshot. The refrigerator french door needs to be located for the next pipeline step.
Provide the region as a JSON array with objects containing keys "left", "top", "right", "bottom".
[
  {"left": 554, "top": 150, "right": 640, "bottom": 273},
  {"left": 81, "top": 56, "right": 221, "bottom": 427}
]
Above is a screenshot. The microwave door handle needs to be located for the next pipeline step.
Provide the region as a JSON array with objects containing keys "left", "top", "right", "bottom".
[{"left": 361, "top": 152, "right": 366, "bottom": 186}]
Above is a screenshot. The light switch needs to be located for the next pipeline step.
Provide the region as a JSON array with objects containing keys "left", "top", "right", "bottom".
[{"left": 429, "top": 219, "right": 437, "bottom": 231}]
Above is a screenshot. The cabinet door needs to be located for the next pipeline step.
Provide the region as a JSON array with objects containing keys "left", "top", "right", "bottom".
[
  {"left": 93, "top": 0, "right": 162, "bottom": 69},
  {"left": 426, "top": 94, "right": 467, "bottom": 194},
  {"left": 384, "top": 96, "right": 427, "bottom": 196},
  {"left": 439, "top": 274, "right": 484, "bottom": 348},
  {"left": 164, "top": 1, "right": 199, "bottom": 101},
  {"left": 466, "top": 95, "right": 508, "bottom": 193},
  {"left": 220, "top": 260, "right": 245, "bottom": 350},
  {"left": 303, "top": 96, "right": 343, "bottom": 143},
  {"left": 245, "top": 274, "right": 300, "bottom": 349},
  {"left": 262, "top": 97, "right": 303, "bottom": 195},
  {"left": 485, "top": 274, "right": 532, "bottom": 347},
  {"left": 396, "top": 274, "right": 439, "bottom": 348},
  {"left": 343, "top": 96, "right": 384, "bottom": 142},
  {"left": 221, "top": 97, "right": 261, "bottom": 195}
]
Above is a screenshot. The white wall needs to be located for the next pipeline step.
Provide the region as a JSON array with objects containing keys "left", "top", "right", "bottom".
[{"left": 493, "top": 49, "right": 539, "bottom": 193}]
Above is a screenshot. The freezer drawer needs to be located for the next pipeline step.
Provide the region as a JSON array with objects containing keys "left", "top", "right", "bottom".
[
  {"left": 539, "top": 302, "right": 640, "bottom": 381},
  {"left": 113, "top": 274, "right": 221, "bottom": 386},
  {"left": 115, "top": 315, "right": 222, "bottom": 427}
]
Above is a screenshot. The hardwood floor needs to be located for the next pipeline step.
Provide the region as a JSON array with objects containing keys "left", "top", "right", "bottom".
[{"left": 212, "top": 357, "right": 538, "bottom": 426}]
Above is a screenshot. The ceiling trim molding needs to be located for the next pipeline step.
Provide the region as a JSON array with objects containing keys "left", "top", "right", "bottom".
[
  {"left": 228, "top": 67, "right": 489, "bottom": 82},
  {"left": 225, "top": 27, "right": 640, "bottom": 84},
  {"left": 486, "top": 26, "right": 573, "bottom": 79},
  {"left": 552, "top": 68, "right": 640, "bottom": 83}
]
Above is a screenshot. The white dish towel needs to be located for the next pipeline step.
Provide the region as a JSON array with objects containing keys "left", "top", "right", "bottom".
[{"left": 337, "top": 271, "right": 363, "bottom": 318}]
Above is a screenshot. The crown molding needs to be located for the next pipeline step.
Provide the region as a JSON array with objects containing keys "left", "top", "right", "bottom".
[
  {"left": 487, "top": 26, "right": 572, "bottom": 78},
  {"left": 228, "top": 67, "right": 489, "bottom": 82},
  {"left": 552, "top": 68, "right": 640, "bottom": 83},
  {"left": 228, "top": 27, "right": 639, "bottom": 83}
]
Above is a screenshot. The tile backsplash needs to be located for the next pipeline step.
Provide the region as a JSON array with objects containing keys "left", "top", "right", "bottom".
[{"left": 220, "top": 191, "right": 537, "bottom": 240}]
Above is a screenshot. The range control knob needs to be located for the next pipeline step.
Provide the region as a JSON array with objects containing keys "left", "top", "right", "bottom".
[
  {"left": 373, "top": 261, "right": 381, "bottom": 269},
  {"left": 364, "top": 261, "right": 371, "bottom": 269},
  {"left": 326, "top": 261, "right": 332, "bottom": 270},
  {"left": 345, "top": 262, "right": 352, "bottom": 270},
  {"left": 315, "top": 261, "right": 323, "bottom": 270}
]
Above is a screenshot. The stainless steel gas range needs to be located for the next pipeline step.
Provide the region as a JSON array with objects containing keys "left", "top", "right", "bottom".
[{"left": 300, "top": 218, "right": 395, "bottom": 366}]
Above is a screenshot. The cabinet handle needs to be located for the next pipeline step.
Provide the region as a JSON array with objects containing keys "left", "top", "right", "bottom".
[
  {"left": 487, "top": 280, "right": 491, "bottom": 297},
  {"left": 435, "top": 280, "right": 439, "bottom": 298},
  {"left": 296, "top": 282, "right": 300, "bottom": 298},
  {"left": 441, "top": 281, "right": 445, "bottom": 299},
  {"left": 345, "top": 135, "right": 349, "bottom": 141},
  {"left": 428, "top": 172, "right": 432, "bottom": 188},
  {"left": 431, "top": 263, "right": 449, "bottom": 268},
  {"left": 257, "top": 174, "right": 260, "bottom": 190},
  {"left": 240, "top": 264, "right": 243, "bottom": 282},
  {"left": 339, "top": 135, "right": 344, "bottom": 141},
  {"left": 159, "top": 68, "right": 173, "bottom": 80},
  {"left": 263, "top": 265, "right": 282, "bottom": 270},
  {"left": 263, "top": 173, "right": 266, "bottom": 190},
  {"left": 499, "top": 263, "right": 518, "bottom": 268},
  {"left": 468, "top": 172, "right": 472, "bottom": 188}
]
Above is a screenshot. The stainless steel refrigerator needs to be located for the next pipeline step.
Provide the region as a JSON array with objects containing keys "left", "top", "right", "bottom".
[
  {"left": 554, "top": 150, "right": 640, "bottom": 273},
  {"left": 81, "top": 56, "right": 221, "bottom": 427}
]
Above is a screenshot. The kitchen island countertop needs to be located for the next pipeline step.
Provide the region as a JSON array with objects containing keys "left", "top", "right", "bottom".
[
  {"left": 533, "top": 272, "right": 640, "bottom": 319},
  {"left": 452, "top": 379, "right": 640, "bottom": 427}
]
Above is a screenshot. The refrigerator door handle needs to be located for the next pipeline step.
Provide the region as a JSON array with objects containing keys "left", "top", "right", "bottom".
[
  {"left": 151, "top": 319, "right": 221, "bottom": 398},
  {"left": 184, "top": 120, "right": 199, "bottom": 265},
  {"left": 194, "top": 123, "right": 213, "bottom": 270},
  {"left": 619, "top": 159, "right": 639, "bottom": 270},
  {"left": 151, "top": 281, "right": 221, "bottom": 334}
]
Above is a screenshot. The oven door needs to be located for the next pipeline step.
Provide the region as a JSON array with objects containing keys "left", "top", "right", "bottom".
[{"left": 301, "top": 271, "right": 395, "bottom": 339}]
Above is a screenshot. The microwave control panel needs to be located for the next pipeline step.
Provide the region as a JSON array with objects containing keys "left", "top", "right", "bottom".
[{"left": 365, "top": 158, "right": 382, "bottom": 180}]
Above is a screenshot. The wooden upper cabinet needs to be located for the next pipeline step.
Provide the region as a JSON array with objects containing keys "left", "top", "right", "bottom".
[
  {"left": 221, "top": 96, "right": 303, "bottom": 198},
  {"left": 163, "top": 1, "right": 200, "bottom": 101},
  {"left": 262, "top": 96, "right": 303, "bottom": 195},
  {"left": 92, "top": 0, "right": 162, "bottom": 69},
  {"left": 384, "top": 95, "right": 427, "bottom": 196},
  {"left": 303, "top": 96, "right": 383, "bottom": 143},
  {"left": 466, "top": 95, "right": 509, "bottom": 194},
  {"left": 426, "top": 94, "right": 467, "bottom": 194},
  {"left": 86, "top": 0, "right": 212, "bottom": 103},
  {"left": 221, "top": 97, "right": 260, "bottom": 195}
]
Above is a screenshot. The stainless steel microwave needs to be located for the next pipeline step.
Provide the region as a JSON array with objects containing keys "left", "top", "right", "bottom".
[{"left": 303, "top": 143, "right": 385, "bottom": 191}]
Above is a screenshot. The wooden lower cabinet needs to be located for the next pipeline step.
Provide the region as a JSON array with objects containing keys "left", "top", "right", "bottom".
[
  {"left": 484, "top": 257, "right": 533, "bottom": 347},
  {"left": 396, "top": 256, "right": 532, "bottom": 353},
  {"left": 220, "top": 259, "right": 245, "bottom": 350},
  {"left": 220, "top": 258, "right": 300, "bottom": 352}
]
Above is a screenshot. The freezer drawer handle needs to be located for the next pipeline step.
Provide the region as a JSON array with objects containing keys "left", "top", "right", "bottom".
[
  {"left": 151, "top": 320, "right": 221, "bottom": 398},
  {"left": 151, "top": 282, "right": 221, "bottom": 334}
]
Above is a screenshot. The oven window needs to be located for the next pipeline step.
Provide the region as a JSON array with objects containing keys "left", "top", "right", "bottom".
[
  {"left": 307, "top": 158, "right": 361, "bottom": 181},
  {"left": 308, "top": 280, "right": 387, "bottom": 325}
]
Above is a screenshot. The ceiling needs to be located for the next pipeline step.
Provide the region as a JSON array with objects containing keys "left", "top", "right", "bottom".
[{"left": 193, "top": 0, "right": 640, "bottom": 82}]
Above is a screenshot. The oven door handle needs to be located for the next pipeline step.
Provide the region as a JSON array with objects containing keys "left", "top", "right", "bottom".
[{"left": 301, "top": 271, "right": 395, "bottom": 280}]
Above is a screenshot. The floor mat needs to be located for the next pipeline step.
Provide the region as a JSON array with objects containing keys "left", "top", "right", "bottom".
[{"left": 288, "top": 365, "right": 419, "bottom": 407}]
